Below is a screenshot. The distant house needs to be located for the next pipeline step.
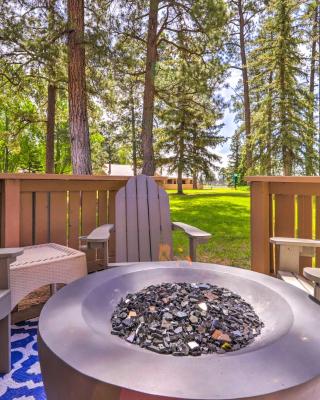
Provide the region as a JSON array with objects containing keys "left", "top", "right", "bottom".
[
  {"left": 163, "top": 176, "right": 201, "bottom": 190},
  {"left": 159, "top": 166, "right": 203, "bottom": 190},
  {"left": 104, "top": 164, "right": 202, "bottom": 189}
]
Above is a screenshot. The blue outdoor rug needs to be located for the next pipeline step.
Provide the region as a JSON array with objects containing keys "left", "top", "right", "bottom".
[{"left": 0, "top": 319, "right": 45, "bottom": 400}]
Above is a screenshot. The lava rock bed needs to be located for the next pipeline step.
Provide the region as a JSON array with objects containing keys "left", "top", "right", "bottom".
[{"left": 111, "top": 282, "right": 264, "bottom": 356}]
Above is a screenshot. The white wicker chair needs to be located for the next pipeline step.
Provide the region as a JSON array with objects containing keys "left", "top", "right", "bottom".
[
  {"left": 10, "top": 243, "right": 87, "bottom": 310},
  {"left": 0, "top": 244, "right": 86, "bottom": 372}
]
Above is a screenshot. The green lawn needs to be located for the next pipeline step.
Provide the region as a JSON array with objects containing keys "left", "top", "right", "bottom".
[{"left": 168, "top": 187, "right": 251, "bottom": 268}]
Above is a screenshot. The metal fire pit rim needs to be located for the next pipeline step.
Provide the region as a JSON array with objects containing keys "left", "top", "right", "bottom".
[{"left": 38, "top": 261, "right": 320, "bottom": 400}]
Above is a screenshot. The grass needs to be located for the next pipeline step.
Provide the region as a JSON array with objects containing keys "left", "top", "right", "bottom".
[{"left": 168, "top": 187, "right": 251, "bottom": 268}]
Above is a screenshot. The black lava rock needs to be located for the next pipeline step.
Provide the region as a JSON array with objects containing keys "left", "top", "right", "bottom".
[{"left": 110, "top": 282, "right": 264, "bottom": 356}]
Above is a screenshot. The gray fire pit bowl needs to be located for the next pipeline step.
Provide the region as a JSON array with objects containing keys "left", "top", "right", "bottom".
[{"left": 38, "top": 262, "right": 320, "bottom": 400}]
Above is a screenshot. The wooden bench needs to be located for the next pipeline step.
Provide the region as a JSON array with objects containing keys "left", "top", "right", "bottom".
[{"left": 270, "top": 237, "right": 320, "bottom": 299}]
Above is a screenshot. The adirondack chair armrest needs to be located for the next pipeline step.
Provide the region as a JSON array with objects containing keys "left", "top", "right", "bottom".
[
  {"left": 172, "top": 222, "right": 211, "bottom": 262},
  {"left": 0, "top": 248, "right": 23, "bottom": 260},
  {"left": 0, "top": 248, "right": 23, "bottom": 286},
  {"left": 303, "top": 267, "right": 320, "bottom": 300},
  {"left": 172, "top": 222, "right": 211, "bottom": 241},
  {"left": 270, "top": 237, "right": 320, "bottom": 273},
  {"left": 79, "top": 224, "right": 114, "bottom": 250},
  {"left": 87, "top": 224, "right": 115, "bottom": 243},
  {"left": 0, "top": 248, "right": 22, "bottom": 373},
  {"left": 270, "top": 237, "right": 320, "bottom": 248}
]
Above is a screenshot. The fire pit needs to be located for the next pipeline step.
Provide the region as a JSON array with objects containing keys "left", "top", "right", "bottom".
[
  {"left": 111, "top": 282, "right": 264, "bottom": 355},
  {"left": 38, "top": 262, "right": 320, "bottom": 400}
]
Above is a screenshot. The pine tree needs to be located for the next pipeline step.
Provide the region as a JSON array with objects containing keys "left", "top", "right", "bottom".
[
  {"left": 304, "top": 1, "right": 319, "bottom": 175},
  {"left": 249, "top": 0, "right": 313, "bottom": 175},
  {"left": 227, "top": 0, "right": 262, "bottom": 174},
  {"left": 228, "top": 128, "right": 243, "bottom": 178},
  {"left": 45, "top": 0, "right": 57, "bottom": 173},
  {"left": 0, "top": 0, "right": 68, "bottom": 173},
  {"left": 156, "top": 3, "right": 227, "bottom": 194},
  {"left": 141, "top": 0, "right": 159, "bottom": 175},
  {"left": 67, "top": 0, "right": 92, "bottom": 174}
]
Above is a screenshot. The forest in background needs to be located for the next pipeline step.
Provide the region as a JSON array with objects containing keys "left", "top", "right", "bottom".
[{"left": 0, "top": 0, "right": 319, "bottom": 188}]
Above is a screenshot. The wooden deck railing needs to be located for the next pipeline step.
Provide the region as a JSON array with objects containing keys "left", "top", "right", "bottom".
[
  {"left": 247, "top": 176, "right": 320, "bottom": 275},
  {"left": 0, "top": 174, "right": 165, "bottom": 271}
]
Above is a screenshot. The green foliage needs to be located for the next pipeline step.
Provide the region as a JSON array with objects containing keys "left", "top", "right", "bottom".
[
  {"left": 228, "top": 0, "right": 320, "bottom": 176},
  {"left": 0, "top": 0, "right": 319, "bottom": 177},
  {"left": 153, "top": 0, "right": 228, "bottom": 186},
  {"left": 250, "top": 0, "right": 313, "bottom": 175}
]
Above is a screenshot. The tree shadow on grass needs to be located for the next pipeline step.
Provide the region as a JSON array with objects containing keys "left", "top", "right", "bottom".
[{"left": 170, "top": 201, "right": 250, "bottom": 240}]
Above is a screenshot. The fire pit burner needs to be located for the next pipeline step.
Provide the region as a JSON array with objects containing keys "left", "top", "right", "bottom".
[{"left": 111, "top": 282, "right": 263, "bottom": 355}]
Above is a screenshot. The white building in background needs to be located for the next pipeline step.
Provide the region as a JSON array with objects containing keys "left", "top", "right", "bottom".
[{"left": 103, "top": 164, "right": 203, "bottom": 189}]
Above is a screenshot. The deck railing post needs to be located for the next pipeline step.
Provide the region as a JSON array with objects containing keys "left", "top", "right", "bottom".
[
  {"left": 250, "top": 181, "right": 271, "bottom": 274},
  {"left": 1, "top": 179, "right": 21, "bottom": 248}
]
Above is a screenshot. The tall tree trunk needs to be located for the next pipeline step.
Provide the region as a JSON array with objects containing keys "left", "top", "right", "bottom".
[
  {"left": 279, "top": 3, "right": 292, "bottom": 175},
  {"left": 3, "top": 146, "right": 8, "bottom": 173},
  {"left": 192, "top": 130, "right": 198, "bottom": 189},
  {"left": 4, "top": 114, "right": 9, "bottom": 173},
  {"left": 55, "top": 127, "right": 61, "bottom": 173},
  {"left": 310, "top": 10, "right": 317, "bottom": 95},
  {"left": 306, "top": 5, "right": 318, "bottom": 175},
  {"left": 177, "top": 118, "right": 185, "bottom": 195},
  {"left": 280, "top": 69, "right": 292, "bottom": 176},
  {"left": 141, "top": 0, "right": 159, "bottom": 176},
  {"left": 318, "top": 2, "right": 320, "bottom": 175},
  {"left": 238, "top": 0, "right": 252, "bottom": 173},
  {"left": 317, "top": 0, "right": 320, "bottom": 175},
  {"left": 177, "top": 141, "right": 184, "bottom": 195},
  {"left": 46, "top": 0, "right": 56, "bottom": 174},
  {"left": 67, "top": 0, "right": 92, "bottom": 175},
  {"left": 266, "top": 71, "right": 273, "bottom": 175},
  {"left": 46, "top": 83, "right": 56, "bottom": 173},
  {"left": 105, "top": 138, "right": 112, "bottom": 174},
  {"left": 192, "top": 171, "right": 198, "bottom": 189},
  {"left": 130, "top": 86, "right": 137, "bottom": 176}
]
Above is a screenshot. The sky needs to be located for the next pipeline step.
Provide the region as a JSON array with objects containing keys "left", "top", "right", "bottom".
[{"left": 215, "top": 69, "right": 242, "bottom": 168}]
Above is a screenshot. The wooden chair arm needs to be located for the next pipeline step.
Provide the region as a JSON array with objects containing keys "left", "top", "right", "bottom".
[
  {"left": 172, "top": 222, "right": 211, "bottom": 241},
  {"left": 80, "top": 224, "right": 114, "bottom": 248},
  {"left": 270, "top": 237, "right": 320, "bottom": 273},
  {"left": 0, "top": 248, "right": 23, "bottom": 259},
  {"left": 172, "top": 222, "right": 211, "bottom": 262},
  {"left": 0, "top": 290, "right": 11, "bottom": 319},
  {"left": 0, "top": 248, "right": 23, "bottom": 289},
  {"left": 304, "top": 267, "right": 320, "bottom": 284},
  {"left": 80, "top": 225, "right": 114, "bottom": 267},
  {"left": 0, "top": 248, "right": 22, "bottom": 373},
  {"left": 85, "top": 224, "right": 115, "bottom": 243},
  {"left": 270, "top": 237, "right": 320, "bottom": 248},
  {"left": 303, "top": 268, "right": 320, "bottom": 301}
]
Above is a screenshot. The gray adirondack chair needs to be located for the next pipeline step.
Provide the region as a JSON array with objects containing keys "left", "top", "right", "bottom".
[
  {"left": 0, "top": 248, "right": 23, "bottom": 373},
  {"left": 81, "top": 175, "right": 211, "bottom": 264},
  {"left": 270, "top": 237, "right": 320, "bottom": 300}
]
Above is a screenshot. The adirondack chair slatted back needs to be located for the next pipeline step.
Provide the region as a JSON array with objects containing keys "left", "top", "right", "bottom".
[{"left": 115, "top": 175, "right": 173, "bottom": 262}]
